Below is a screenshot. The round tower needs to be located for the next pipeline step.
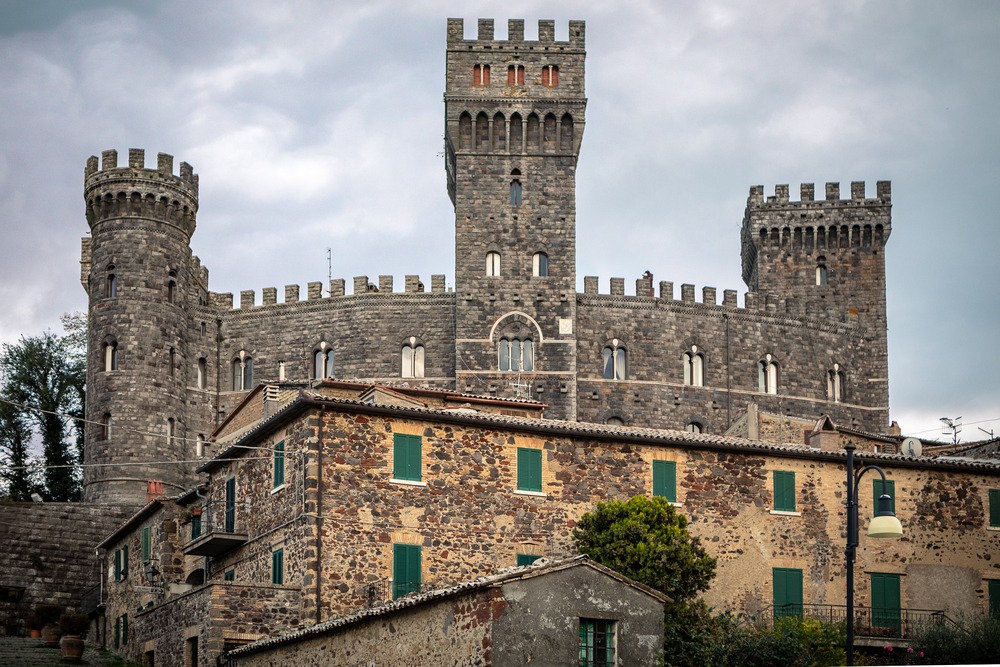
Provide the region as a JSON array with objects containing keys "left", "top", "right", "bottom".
[{"left": 82, "top": 149, "right": 199, "bottom": 505}]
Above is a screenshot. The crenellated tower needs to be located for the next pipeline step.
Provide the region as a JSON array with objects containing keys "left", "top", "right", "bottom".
[
  {"left": 445, "top": 18, "right": 586, "bottom": 419},
  {"left": 81, "top": 149, "right": 201, "bottom": 504}
]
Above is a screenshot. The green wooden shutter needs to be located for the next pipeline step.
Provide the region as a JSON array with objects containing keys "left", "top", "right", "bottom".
[
  {"left": 122, "top": 614, "right": 128, "bottom": 645},
  {"left": 772, "top": 568, "right": 803, "bottom": 618},
  {"left": 774, "top": 471, "right": 796, "bottom": 512},
  {"left": 393, "top": 434, "right": 422, "bottom": 481},
  {"left": 989, "top": 580, "right": 1000, "bottom": 619},
  {"left": 517, "top": 554, "right": 541, "bottom": 566},
  {"left": 393, "top": 543, "right": 421, "bottom": 599},
  {"left": 871, "top": 573, "right": 901, "bottom": 633},
  {"left": 517, "top": 448, "right": 542, "bottom": 492},
  {"left": 989, "top": 489, "right": 1000, "bottom": 528},
  {"left": 873, "top": 479, "right": 896, "bottom": 514},
  {"left": 652, "top": 460, "right": 677, "bottom": 503},
  {"left": 224, "top": 569, "right": 235, "bottom": 582},
  {"left": 191, "top": 514, "right": 201, "bottom": 539},
  {"left": 225, "top": 476, "right": 236, "bottom": 532},
  {"left": 141, "top": 526, "right": 151, "bottom": 563},
  {"left": 273, "top": 440, "right": 285, "bottom": 488},
  {"left": 114, "top": 548, "right": 121, "bottom": 582},
  {"left": 113, "top": 616, "right": 120, "bottom": 648},
  {"left": 272, "top": 548, "right": 284, "bottom": 585},
  {"left": 122, "top": 544, "right": 128, "bottom": 578}
]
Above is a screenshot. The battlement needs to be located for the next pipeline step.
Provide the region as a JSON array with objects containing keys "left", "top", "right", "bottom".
[
  {"left": 85, "top": 148, "right": 199, "bottom": 191},
  {"left": 579, "top": 276, "right": 855, "bottom": 322},
  {"left": 84, "top": 149, "right": 199, "bottom": 236},
  {"left": 213, "top": 275, "right": 450, "bottom": 310},
  {"left": 447, "top": 18, "right": 585, "bottom": 50},
  {"left": 748, "top": 181, "right": 890, "bottom": 207}
]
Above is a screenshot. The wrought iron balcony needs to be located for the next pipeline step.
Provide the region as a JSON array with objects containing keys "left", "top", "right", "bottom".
[
  {"left": 759, "top": 603, "right": 957, "bottom": 641},
  {"left": 362, "top": 579, "right": 428, "bottom": 607}
]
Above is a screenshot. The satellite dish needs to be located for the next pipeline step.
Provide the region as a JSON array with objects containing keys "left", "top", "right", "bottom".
[{"left": 901, "top": 437, "right": 922, "bottom": 457}]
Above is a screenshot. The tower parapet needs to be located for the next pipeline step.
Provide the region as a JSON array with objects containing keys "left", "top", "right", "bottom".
[{"left": 84, "top": 148, "right": 199, "bottom": 239}]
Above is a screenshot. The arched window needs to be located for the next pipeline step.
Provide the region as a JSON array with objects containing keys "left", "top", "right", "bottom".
[
  {"left": 816, "top": 256, "right": 828, "bottom": 286},
  {"left": 685, "top": 421, "right": 704, "bottom": 434},
  {"left": 499, "top": 337, "right": 533, "bottom": 372},
  {"left": 313, "top": 343, "right": 334, "bottom": 380},
  {"left": 167, "top": 271, "right": 177, "bottom": 304},
  {"left": 507, "top": 64, "right": 524, "bottom": 85},
  {"left": 459, "top": 112, "right": 472, "bottom": 151},
  {"left": 560, "top": 113, "right": 573, "bottom": 152},
  {"left": 602, "top": 339, "right": 626, "bottom": 380},
  {"left": 532, "top": 252, "right": 549, "bottom": 277},
  {"left": 492, "top": 112, "right": 506, "bottom": 151},
  {"left": 526, "top": 113, "right": 540, "bottom": 152},
  {"left": 232, "top": 352, "right": 252, "bottom": 391},
  {"left": 197, "top": 358, "right": 207, "bottom": 389},
  {"left": 401, "top": 337, "right": 425, "bottom": 378},
  {"left": 103, "top": 340, "right": 118, "bottom": 372},
  {"left": 105, "top": 266, "right": 118, "bottom": 298},
  {"left": 475, "top": 112, "right": 489, "bottom": 151},
  {"left": 827, "top": 364, "right": 845, "bottom": 402},
  {"left": 543, "top": 113, "right": 556, "bottom": 151},
  {"left": 168, "top": 348, "right": 176, "bottom": 377},
  {"left": 509, "top": 113, "right": 523, "bottom": 153},
  {"left": 101, "top": 413, "right": 112, "bottom": 441},
  {"left": 682, "top": 346, "right": 704, "bottom": 386},
  {"left": 605, "top": 416, "right": 624, "bottom": 426},
  {"left": 758, "top": 354, "right": 778, "bottom": 394},
  {"left": 167, "top": 417, "right": 175, "bottom": 441},
  {"left": 510, "top": 177, "right": 522, "bottom": 206},
  {"left": 541, "top": 64, "right": 559, "bottom": 87},
  {"left": 486, "top": 252, "right": 501, "bottom": 277}
]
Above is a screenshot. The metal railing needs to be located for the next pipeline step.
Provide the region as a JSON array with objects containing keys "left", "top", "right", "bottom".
[
  {"left": 759, "top": 604, "right": 954, "bottom": 640},
  {"left": 362, "top": 580, "right": 427, "bottom": 607}
]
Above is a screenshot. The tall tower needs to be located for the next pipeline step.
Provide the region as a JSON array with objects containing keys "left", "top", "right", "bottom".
[
  {"left": 82, "top": 149, "right": 199, "bottom": 504},
  {"left": 444, "top": 18, "right": 586, "bottom": 419},
  {"left": 740, "top": 181, "right": 892, "bottom": 426}
]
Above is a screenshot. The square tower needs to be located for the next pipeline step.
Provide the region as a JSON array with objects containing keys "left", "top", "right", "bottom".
[{"left": 444, "top": 19, "right": 586, "bottom": 419}]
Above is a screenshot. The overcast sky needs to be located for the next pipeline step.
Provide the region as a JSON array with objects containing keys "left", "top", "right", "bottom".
[{"left": 1, "top": 0, "right": 997, "bottom": 444}]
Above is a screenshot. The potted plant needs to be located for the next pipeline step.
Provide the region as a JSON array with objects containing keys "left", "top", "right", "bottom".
[
  {"left": 59, "top": 612, "right": 89, "bottom": 661},
  {"left": 24, "top": 611, "right": 41, "bottom": 639},
  {"left": 34, "top": 603, "right": 63, "bottom": 646}
]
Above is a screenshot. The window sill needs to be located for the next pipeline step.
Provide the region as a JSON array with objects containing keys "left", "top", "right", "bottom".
[
  {"left": 770, "top": 510, "right": 801, "bottom": 517},
  {"left": 390, "top": 479, "right": 427, "bottom": 487},
  {"left": 987, "top": 525, "right": 1000, "bottom": 531},
  {"left": 514, "top": 489, "right": 547, "bottom": 498},
  {"left": 270, "top": 484, "right": 285, "bottom": 495}
]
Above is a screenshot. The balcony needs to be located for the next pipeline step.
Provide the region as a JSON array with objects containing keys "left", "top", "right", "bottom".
[
  {"left": 759, "top": 603, "right": 957, "bottom": 643},
  {"left": 181, "top": 516, "right": 247, "bottom": 558}
]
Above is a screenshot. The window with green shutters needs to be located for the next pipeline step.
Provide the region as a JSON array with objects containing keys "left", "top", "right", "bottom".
[
  {"left": 122, "top": 544, "right": 128, "bottom": 578},
  {"left": 772, "top": 567, "right": 803, "bottom": 618},
  {"left": 871, "top": 573, "right": 901, "bottom": 632},
  {"left": 114, "top": 616, "right": 120, "bottom": 648},
  {"left": 191, "top": 514, "right": 201, "bottom": 540},
  {"left": 273, "top": 440, "right": 285, "bottom": 489},
  {"left": 141, "top": 526, "right": 151, "bottom": 564},
  {"left": 393, "top": 434, "right": 422, "bottom": 482},
  {"left": 121, "top": 614, "right": 128, "bottom": 645},
  {"left": 578, "top": 618, "right": 616, "bottom": 666},
  {"left": 113, "top": 548, "right": 121, "bottom": 582},
  {"left": 989, "top": 580, "right": 1000, "bottom": 619},
  {"left": 224, "top": 569, "right": 235, "bottom": 582},
  {"left": 272, "top": 548, "right": 284, "bottom": 585},
  {"left": 393, "top": 543, "right": 421, "bottom": 599},
  {"left": 989, "top": 489, "right": 1000, "bottom": 528},
  {"left": 652, "top": 460, "right": 676, "bottom": 503},
  {"left": 873, "top": 478, "right": 896, "bottom": 514},
  {"left": 517, "top": 447, "right": 542, "bottom": 492},
  {"left": 225, "top": 476, "right": 236, "bottom": 532},
  {"left": 773, "top": 471, "right": 796, "bottom": 512},
  {"left": 517, "top": 554, "right": 541, "bottom": 566}
]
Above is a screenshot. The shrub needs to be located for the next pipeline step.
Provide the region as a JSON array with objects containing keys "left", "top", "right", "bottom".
[
  {"left": 59, "top": 612, "right": 90, "bottom": 636},
  {"left": 34, "top": 603, "right": 63, "bottom": 626}
]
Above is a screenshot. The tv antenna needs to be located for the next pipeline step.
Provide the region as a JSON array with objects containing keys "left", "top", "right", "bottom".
[
  {"left": 939, "top": 416, "right": 962, "bottom": 445},
  {"left": 327, "top": 247, "right": 332, "bottom": 294}
]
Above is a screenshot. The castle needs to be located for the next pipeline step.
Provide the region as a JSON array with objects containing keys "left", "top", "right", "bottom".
[{"left": 81, "top": 18, "right": 891, "bottom": 507}]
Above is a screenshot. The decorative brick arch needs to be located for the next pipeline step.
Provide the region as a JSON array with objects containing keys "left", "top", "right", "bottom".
[{"left": 488, "top": 311, "right": 544, "bottom": 345}]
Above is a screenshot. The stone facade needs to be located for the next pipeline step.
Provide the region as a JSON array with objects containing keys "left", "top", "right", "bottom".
[
  {"left": 79, "top": 18, "right": 898, "bottom": 507},
  {"left": 96, "top": 384, "right": 1000, "bottom": 665},
  {"left": 227, "top": 557, "right": 667, "bottom": 667}
]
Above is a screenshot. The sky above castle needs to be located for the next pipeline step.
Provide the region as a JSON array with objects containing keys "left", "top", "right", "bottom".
[{"left": 0, "top": 0, "right": 997, "bottom": 444}]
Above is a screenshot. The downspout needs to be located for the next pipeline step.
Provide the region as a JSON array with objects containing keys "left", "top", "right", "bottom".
[
  {"left": 724, "top": 313, "right": 732, "bottom": 428},
  {"left": 314, "top": 407, "right": 325, "bottom": 624}
]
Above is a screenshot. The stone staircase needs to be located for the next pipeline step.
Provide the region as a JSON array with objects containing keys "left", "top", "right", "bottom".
[{"left": 0, "top": 636, "right": 139, "bottom": 666}]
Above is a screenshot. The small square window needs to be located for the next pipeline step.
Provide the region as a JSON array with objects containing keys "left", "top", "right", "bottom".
[
  {"left": 516, "top": 554, "right": 541, "bottom": 566},
  {"left": 516, "top": 448, "right": 542, "bottom": 492},
  {"left": 579, "top": 618, "right": 615, "bottom": 666},
  {"left": 224, "top": 569, "right": 235, "bottom": 582}
]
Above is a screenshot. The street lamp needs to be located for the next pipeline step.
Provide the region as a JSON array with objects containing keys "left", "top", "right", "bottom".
[{"left": 844, "top": 441, "right": 903, "bottom": 666}]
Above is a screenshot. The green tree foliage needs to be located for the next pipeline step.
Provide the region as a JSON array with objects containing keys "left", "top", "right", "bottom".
[
  {"left": 908, "top": 613, "right": 1000, "bottom": 664},
  {"left": 572, "top": 495, "right": 716, "bottom": 606},
  {"left": 0, "top": 400, "right": 38, "bottom": 500},
  {"left": 0, "top": 321, "right": 86, "bottom": 501}
]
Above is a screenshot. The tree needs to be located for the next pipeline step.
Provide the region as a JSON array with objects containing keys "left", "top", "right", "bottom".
[
  {"left": 0, "top": 325, "right": 86, "bottom": 501},
  {"left": 572, "top": 495, "right": 716, "bottom": 606},
  {"left": 0, "top": 399, "right": 37, "bottom": 500}
]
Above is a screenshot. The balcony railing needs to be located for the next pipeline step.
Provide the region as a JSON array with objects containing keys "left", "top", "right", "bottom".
[
  {"left": 181, "top": 515, "right": 248, "bottom": 558},
  {"left": 362, "top": 580, "right": 428, "bottom": 607},
  {"left": 757, "top": 603, "right": 955, "bottom": 640}
]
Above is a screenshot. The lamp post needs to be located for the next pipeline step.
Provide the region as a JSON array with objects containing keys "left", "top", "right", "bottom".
[{"left": 844, "top": 442, "right": 903, "bottom": 666}]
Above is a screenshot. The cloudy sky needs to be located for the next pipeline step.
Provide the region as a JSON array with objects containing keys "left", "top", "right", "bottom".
[{"left": 1, "top": 0, "right": 997, "bottom": 444}]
